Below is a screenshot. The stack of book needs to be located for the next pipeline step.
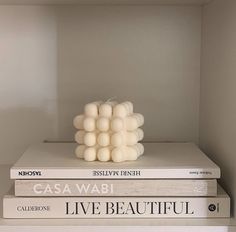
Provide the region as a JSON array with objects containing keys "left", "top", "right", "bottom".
[{"left": 3, "top": 142, "right": 230, "bottom": 218}]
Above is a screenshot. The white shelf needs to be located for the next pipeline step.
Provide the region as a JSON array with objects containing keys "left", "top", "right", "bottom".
[
  {"left": 0, "top": 165, "right": 235, "bottom": 232},
  {"left": 0, "top": 0, "right": 211, "bottom": 5},
  {"left": 0, "top": 0, "right": 235, "bottom": 230}
]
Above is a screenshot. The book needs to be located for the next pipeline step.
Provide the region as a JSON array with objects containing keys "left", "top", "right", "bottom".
[
  {"left": 10, "top": 142, "right": 220, "bottom": 179},
  {"left": 14, "top": 179, "right": 217, "bottom": 197},
  {"left": 3, "top": 185, "right": 230, "bottom": 218}
]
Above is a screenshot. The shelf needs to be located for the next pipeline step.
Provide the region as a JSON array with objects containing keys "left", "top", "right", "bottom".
[
  {"left": 0, "top": 0, "right": 212, "bottom": 6},
  {"left": 0, "top": 164, "right": 235, "bottom": 232},
  {"left": 0, "top": 0, "right": 235, "bottom": 230}
]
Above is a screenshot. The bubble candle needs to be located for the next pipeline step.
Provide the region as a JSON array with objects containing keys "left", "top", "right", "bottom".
[{"left": 73, "top": 101, "right": 144, "bottom": 162}]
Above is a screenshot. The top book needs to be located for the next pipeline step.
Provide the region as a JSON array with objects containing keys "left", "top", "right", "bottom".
[{"left": 10, "top": 142, "right": 220, "bottom": 179}]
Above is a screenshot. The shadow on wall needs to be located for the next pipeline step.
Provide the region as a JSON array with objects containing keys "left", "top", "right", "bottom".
[
  {"left": 0, "top": 107, "right": 55, "bottom": 164},
  {"left": 200, "top": 142, "right": 236, "bottom": 218},
  {"left": 0, "top": 6, "right": 57, "bottom": 164}
]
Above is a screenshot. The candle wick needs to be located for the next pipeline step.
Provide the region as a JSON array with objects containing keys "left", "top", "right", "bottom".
[{"left": 105, "top": 97, "right": 117, "bottom": 103}]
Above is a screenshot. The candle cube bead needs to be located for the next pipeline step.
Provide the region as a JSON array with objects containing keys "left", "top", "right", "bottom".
[
  {"left": 83, "top": 117, "right": 96, "bottom": 132},
  {"left": 97, "top": 132, "right": 110, "bottom": 147},
  {"left": 99, "top": 103, "right": 113, "bottom": 117},
  {"left": 74, "top": 130, "right": 85, "bottom": 144},
  {"left": 75, "top": 145, "right": 86, "bottom": 158},
  {"left": 111, "top": 117, "right": 124, "bottom": 132},
  {"left": 97, "top": 147, "right": 112, "bottom": 162},
  {"left": 111, "top": 143, "right": 144, "bottom": 163},
  {"left": 84, "top": 132, "right": 97, "bottom": 147},
  {"left": 84, "top": 146, "right": 97, "bottom": 161},
  {"left": 73, "top": 115, "right": 84, "bottom": 129},
  {"left": 96, "top": 117, "right": 110, "bottom": 131},
  {"left": 84, "top": 101, "right": 102, "bottom": 117}
]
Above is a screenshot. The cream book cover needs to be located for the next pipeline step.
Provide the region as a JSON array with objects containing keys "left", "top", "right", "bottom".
[
  {"left": 15, "top": 179, "right": 217, "bottom": 197},
  {"left": 3, "top": 185, "right": 230, "bottom": 219},
  {"left": 10, "top": 142, "right": 220, "bottom": 179}
]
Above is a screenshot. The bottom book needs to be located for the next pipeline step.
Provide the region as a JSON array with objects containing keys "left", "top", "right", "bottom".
[{"left": 3, "top": 185, "right": 230, "bottom": 219}]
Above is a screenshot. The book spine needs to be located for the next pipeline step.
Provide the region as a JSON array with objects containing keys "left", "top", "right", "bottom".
[
  {"left": 3, "top": 196, "right": 230, "bottom": 218},
  {"left": 10, "top": 168, "right": 221, "bottom": 179},
  {"left": 15, "top": 179, "right": 217, "bottom": 197}
]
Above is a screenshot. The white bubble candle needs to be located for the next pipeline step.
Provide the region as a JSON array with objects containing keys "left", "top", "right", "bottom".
[{"left": 73, "top": 101, "right": 144, "bottom": 162}]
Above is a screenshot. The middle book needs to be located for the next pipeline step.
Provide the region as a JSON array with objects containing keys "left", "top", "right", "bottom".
[{"left": 15, "top": 179, "right": 217, "bottom": 197}]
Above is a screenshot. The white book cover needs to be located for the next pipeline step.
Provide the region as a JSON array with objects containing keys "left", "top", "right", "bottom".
[
  {"left": 14, "top": 179, "right": 217, "bottom": 197},
  {"left": 3, "top": 185, "right": 230, "bottom": 219},
  {"left": 10, "top": 142, "right": 221, "bottom": 179}
]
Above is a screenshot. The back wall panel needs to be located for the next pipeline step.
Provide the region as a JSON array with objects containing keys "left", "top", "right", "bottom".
[
  {"left": 56, "top": 5, "right": 201, "bottom": 142},
  {"left": 0, "top": 5, "right": 201, "bottom": 164}
]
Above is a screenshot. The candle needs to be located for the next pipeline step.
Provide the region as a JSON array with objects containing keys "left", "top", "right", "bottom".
[
  {"left": 125, "top": 114, "right": 144, "bottom": 131},
  {"left": 84, "top": 146, "right": 97, "bottom": 161},
  {"left": 111, "top": 128, "right": 144, "bottom": 147},
  {"left": 73, "top": 101, "right": 144, "bottom": 162},
  {"left": 74, "top": 130, "right": 85, "bottom": 144},
  {"left": 84, "top": 132, "right": 97, "bottom": 147},
  {"left": 73, "top": 115, "right": 84, "bottom": 129},
  {"left": 84, "top": 101, "right": 101, "bottom": 117},
  {"left": 99, "top": 102, "right": 117, "bottom": 117},
  {"left": 113, "top": 102, "right": 133, "bottom": 118},
  {"left": 83, "top": 117, "right": 96, "bottom": 132},
  {"left": 110, "top": 117, "right": 124, "bottom": 132},
  {"left": 96, "top": 117, "right": 110, "bottom": 131},
  {"left": 75, "top": 145, "right": 86, "bottom": 158},
  {"left": 110, "top": 114, "right": 144, "bottom": 132},
  {"left": 111, "top": 143, "right": 144, "bottom": 163},
  {"left": 97, "top": 146, "right": 112, "bottom": 162},
  {"left": 97, "top": 132, "right": 110, "bottom": 147}
]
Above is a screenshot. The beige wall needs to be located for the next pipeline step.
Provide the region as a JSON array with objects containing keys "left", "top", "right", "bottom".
[
  {"left": 200, "top": 0, "right": 236, "bottom": 216},
  {"left": 57, "top": 5, "right": 201, "bottom": 143},
  {"left": 0, "top": 5, "right": 201, "bottom": 164},
  {"left": 0, "top": 6, "right": 58, "bottom": 164}
]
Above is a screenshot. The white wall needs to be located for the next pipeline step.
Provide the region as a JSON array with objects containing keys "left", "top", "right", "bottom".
[
  {"left": 0, "top": 5, "right": 201, "bottom": 164},
  {"left": 0, "top": 6, "right": 57, "bottom": 164},
  {"left": 200, "top": 0, "right": 236, "bottom": 216},
  {"left": 56, "top": 5, "right": 201, "bottom": 143}
]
